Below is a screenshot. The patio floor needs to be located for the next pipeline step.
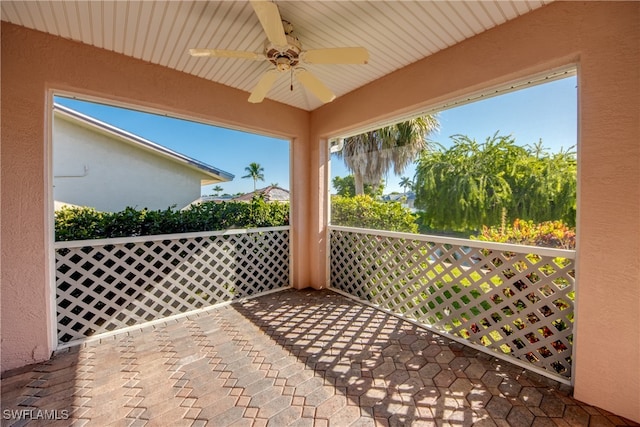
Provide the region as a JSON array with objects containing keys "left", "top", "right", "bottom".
[{"left": 2, "top": 289, "right": 637, "bottom": 427}]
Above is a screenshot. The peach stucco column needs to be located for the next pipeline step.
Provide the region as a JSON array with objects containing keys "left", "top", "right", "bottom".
[
  {"left": 289, "top": 131, "right": 330, "bottom": 291},
  {"left": 1, "top": 48, "right": 56, "bottom": 369}
]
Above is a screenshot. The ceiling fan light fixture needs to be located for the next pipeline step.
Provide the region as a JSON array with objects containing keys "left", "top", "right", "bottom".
[{"left": 275, "top": 57, "right": 291, "bottom": 71}]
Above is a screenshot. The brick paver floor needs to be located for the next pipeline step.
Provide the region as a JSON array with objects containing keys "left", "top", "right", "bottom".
[{"left": 2, "top": 289, "right": 638, "bottom": 426}]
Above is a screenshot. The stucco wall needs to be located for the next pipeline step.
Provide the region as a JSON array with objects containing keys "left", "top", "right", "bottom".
[
  {"left": 309, "top": 2, "right": 639, "bottom": 421},
  {"left": 1, "top": 1, "right": 639, "bottom": 421},
  {"left": 54, "top": 114, "right": 205, "bottom": 211}
]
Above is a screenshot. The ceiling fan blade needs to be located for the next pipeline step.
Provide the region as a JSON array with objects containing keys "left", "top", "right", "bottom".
[
  {"left": 189, "top": 49, "right": 263, "bottom": 60},
  {"left": 248, "top": 69, "right": 280, "bottom": 103},
  {"left": 301, "top": 47, "right": 369, "bottom": 64},
  {"left": 250, "top": 0, "right": 287, "bottom": 46},
  {"left": 295, "top": 70, "right": 336, "bottom": 103}
]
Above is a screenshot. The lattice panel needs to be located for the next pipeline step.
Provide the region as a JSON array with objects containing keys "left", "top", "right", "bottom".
[
  {"left": 55, "top": 228, "right": 290, "bottom": 344},
  {"left": 330, "top": 227, "right": 575, "bottom": 380}
]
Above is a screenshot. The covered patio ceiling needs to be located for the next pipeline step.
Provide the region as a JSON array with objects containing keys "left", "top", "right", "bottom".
[{"left": 0, "top": 0, "right": 552, "bottom": 111}]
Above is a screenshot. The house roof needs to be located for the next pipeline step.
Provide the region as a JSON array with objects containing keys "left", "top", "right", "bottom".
[
  {"left": 54, "top": 103, "right": 235, "bottom": 184},
  {"left": 232, "top": 186, "right": 290, "bottom": 202}
]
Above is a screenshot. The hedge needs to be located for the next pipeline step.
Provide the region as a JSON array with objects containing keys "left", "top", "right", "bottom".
[
  {"left": 55, "top": 197, "right": 290, "bottom": 241},
  {"left": 330, "top": 195, "right": 418, "bottom": 233}
]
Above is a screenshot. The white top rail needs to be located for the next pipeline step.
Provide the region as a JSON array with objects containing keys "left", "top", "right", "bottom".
[
  {"left": 328, "top": 225, "right": 575, "bottom": 259},
  {"left": 55, "top": 226, "right": 291, "bottom": 249}
]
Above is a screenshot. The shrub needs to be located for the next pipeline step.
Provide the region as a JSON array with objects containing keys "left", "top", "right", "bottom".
[
  {"left": 471, "top": 218, "right": 576, "bottom": 249},
  {"left": 55, "top": 197, "right": 290, "bottom": 241},
  {"left": 103, "top": 206, "right": 147, "bottom": 238},
  {"left": 54, "top": 206, "right": 106, "bottom": 241},
  {"left": 331, "top": 195, "right": 418, "bottom": 233}
]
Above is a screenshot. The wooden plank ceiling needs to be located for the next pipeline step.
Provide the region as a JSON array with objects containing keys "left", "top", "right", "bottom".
[{"left": 2, "top": 1, "right": 552, "bottom": 111}]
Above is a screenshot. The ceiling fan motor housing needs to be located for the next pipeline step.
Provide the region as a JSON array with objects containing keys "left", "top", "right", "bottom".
[{"left": 265, "top": 33, "right": 301, "bottom": 71}]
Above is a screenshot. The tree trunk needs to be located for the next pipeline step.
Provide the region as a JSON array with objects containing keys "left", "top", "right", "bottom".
[{"left": 354, "top": 173, "right": 365, "bottom": 196}]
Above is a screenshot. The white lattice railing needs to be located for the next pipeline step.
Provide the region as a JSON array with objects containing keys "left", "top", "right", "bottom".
[
  {"left": 329, "top": 226, "right": 575, "bottom": 382},
  {"left": 55, "top": 227, "right": 290, "bottom": 345}
]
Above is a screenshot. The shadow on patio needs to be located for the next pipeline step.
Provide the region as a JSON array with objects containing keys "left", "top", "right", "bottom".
[{"left": 1, "top": 289, "right": 637, "bottom": 426}]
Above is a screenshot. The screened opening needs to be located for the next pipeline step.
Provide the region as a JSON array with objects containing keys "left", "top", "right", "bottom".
[
  {"left": 329, "top": 71, "right": 577, "bottom": 249},
  {"left": 52, "top": 95, "right": 291, "bottom": 241}
]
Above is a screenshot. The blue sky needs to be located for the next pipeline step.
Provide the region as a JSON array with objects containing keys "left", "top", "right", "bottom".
[{"left": 54, "top": 75, "right": 576, "bottom": 195}]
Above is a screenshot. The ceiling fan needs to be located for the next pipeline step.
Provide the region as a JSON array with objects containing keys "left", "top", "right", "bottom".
[{"left": 189, "top": 0, "right": 369, "bottom": 104}]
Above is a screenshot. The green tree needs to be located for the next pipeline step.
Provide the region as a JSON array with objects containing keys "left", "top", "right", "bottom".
[
  {"left": 242, "top": 162, "right": 265, "bottom": 191},
  {"left": 399, "top": 176, "right": 413, "bottom": 197},
  {"left": 414, "top": 133, "right": 576, "bottom": 233},
  {"left": 332, "top": 175, "right": 383, "bottom": 198},
  {"left": 511, "top": 142, "right": 577, "bottom": 224},
  {"left": 335, "top": 115, "right": 439, "bottom": 195}
]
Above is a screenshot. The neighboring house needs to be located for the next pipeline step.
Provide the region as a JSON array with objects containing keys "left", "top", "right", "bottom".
[
  {"left": 184, "top": 187, "right": 289, "bottom": 209},
  {"left": 383, "top": 191, "right": 416, "bottom": 210},
  {"left": 232, "top": 186, "right": 290, "bottom": 202},
  {"left": 53, "top": 104, "right": 234, "bottom": 212},
  {"left": 182, "top": 194, "right": 234, "bottom": 209}
]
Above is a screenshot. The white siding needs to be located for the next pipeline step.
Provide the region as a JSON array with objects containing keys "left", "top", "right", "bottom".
[{"left": 53, "top": 115, "right": 204, "bottom": 212}]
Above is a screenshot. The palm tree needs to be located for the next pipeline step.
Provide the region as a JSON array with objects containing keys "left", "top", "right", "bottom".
[
  {"left": 335, "top": 115, "right": 439, "bottom": 195},
  {"left": 212, "top": 185, "right": 224, "bottom": 196},
  {"left": 399, "top": 177, "right": 413, "bottom": 197},
  {"left": 242, "top": 162, "right": 265, "bottom": 191}
]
